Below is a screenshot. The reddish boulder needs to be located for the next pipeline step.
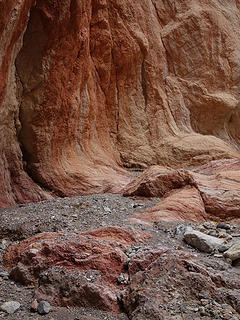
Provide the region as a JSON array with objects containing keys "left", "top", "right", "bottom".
[
  {"left": 128, "top": 186, "right": 207, "bottom": 224},
  {"left": 125, "top": 159, "right": 240, "bottom": 222},
  {"left": 191, "top": 159, "right": 240, "bottom": 219},
  {"left": 36, "top": 266, "right": 119, "bottom": 313},
  {"left": 81, "top": 226, "right": 153, "bottom": 245},
  {"left": 3, "top": 227, "right": 152, "bottom": 312},
  {"left": 123, "top": 166, "right": 195, "bottom": 197}
]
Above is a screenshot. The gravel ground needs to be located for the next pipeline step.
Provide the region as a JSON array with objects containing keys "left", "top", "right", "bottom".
[
  {"left": 0, "top": 193, "right": 160, "bottom": 320},
  {"left": 0, "top": 193, "right": 240, "bottom": 319},
  {"left": 0, "top": 194, "right": 160, "bottom": 240}
]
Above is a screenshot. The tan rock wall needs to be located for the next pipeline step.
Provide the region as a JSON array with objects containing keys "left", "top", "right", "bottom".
[{"left": 0, "top": 0, "right": 240, "bottom": 206}]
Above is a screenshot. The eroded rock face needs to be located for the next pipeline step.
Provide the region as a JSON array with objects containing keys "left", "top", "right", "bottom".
[
  {"left": 123, "top": 166, "right": 195, "bottom": 198},
  {"left": 1, "top": 0, "right": 240, "bottom": 206}
]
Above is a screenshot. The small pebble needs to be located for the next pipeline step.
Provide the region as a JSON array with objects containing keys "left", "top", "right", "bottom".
[
  {"left": 207, "top": 230, "right": 217, "bottom": 236},
  {"left": 199, "top": 306, "right": 206, "bottom": 315},
  {"left": 203, "top": 222, "right": 215, "bottom": 229},
  {"left": 37, "top": 301, "right": 51, "bottom": 315},
  {"left": 117, "top": 273, "right": 127, "bottom": 284},
  {"left": 0, "top": 301, "right": 20, "bottom": 314},
  {"left": 0, "top": 271, "right": 9, "bottom": 279},
  {"left": 0, "top": 240, "right": 8, "bottom": 250},
  {"left": 200, "top": 299, "right": 209, "bottom": 306},
  {"left": 218, "top": 243, "right": 232, "bottom": 253},
  {"left": 31, "top": 299, "right": 38, "bottom": 312},
  {"left": 199, "top": 290, "right": 209, "bottom": 299},
  {"left": 217, "top": 223, "right": 231, "bottom": 230}
]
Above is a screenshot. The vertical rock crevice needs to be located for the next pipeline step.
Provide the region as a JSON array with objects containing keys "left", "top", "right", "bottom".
[{"left": 16, "top": 5, "right": 47, "bottom": 172}]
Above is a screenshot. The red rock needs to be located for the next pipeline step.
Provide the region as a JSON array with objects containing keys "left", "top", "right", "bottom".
[
  {"left": 129, "top": 186, "right": 207, "bottom": 224},
  {"left": 192, "top": 159, "right": 240, "bottom": 175},
  {"left": 1, "top": 1, "right": 240, "bottom": 206},
  {"left": 35, "top": 266, "right": 119, "bottom": 313},
  {"left": 3, "top": 227, "right": 152, "bottom": 312},
  {"left": 3, "top": 232, "right": 126, "bottom": 284},
  {"left": 125, "top": 159, "right": 240, "bottom": 222},
  {"left": 123, "top": 166, "right": 195, "bottom": 197},
  {"left": 30, "top": 299, "right": 38, "bottom": 312},
  {"left": 81, "top": 226, "right": 153, "bottom": 245},
  {"left": 189, "top": 159, "right": 240, "bottom": 219}
]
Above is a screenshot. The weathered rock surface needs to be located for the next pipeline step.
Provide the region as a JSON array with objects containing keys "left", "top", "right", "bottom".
[
  {"left": 123, "top": 246, "right": 240, "bottom": 319},
  {"left": 81, "top": 226, "right": 153, "bottom": 245},
  {"left": 125, "top": 159, "right": 240, "bottom": 222},
  {"left": 128, "top": 186, "right": 207, "bottom": 224},
  {"left": 192, "top": 160, "right": 240, "bottom": 219},
  {"left": 1, "top": 0, "right": 240, "bottom": 207},
  {"left": 2, "top": 227, "right": 152, "bottom": 312},
  {"left": 183, "top": 228, "right": 224, "bottom": 253},
  {"left": 224, "top": 241, "right": 240, "bottom": 262},
  {"left": 123, "top": 166, "right": 195, "bottom": 197},
  {"left": 0, "top": 301, "right": 20, "bottom": 314},
  {"left": 1, "top": 193, "right": 240, "bottom": 318}
]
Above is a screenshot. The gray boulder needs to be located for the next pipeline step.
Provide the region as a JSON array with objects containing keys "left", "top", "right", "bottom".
[
  {"left": 184, "top": 228, "right": 224, "bottom": 253},
  {"left": 224, "top": 241, "right": 240, "bottom": 261}
]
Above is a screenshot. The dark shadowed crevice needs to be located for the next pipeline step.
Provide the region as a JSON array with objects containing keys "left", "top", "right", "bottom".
[
  {"left": 14, "top": 6, "right": 56, "bottom": 195},
  {"left": 15, "top": 6, "right": 46, "bottom": 174}
]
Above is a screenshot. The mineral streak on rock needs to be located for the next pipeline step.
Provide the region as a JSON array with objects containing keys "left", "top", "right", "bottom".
[{"left": 1, "top": 0, "right": 240, "bottom": 207}]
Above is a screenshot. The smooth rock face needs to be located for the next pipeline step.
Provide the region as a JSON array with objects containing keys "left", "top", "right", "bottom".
[
  {"left": 183, "top": 229, "right": 224, "bottom": 253},
  {"left": 191, "top": 160, "right": 240, "bottom": 219},
  {"left": 123, "top": 166, "right": 195, "bottom": 197},
  {"left": 128, "top": 186, "right": 207, "bottom": 224},
  {"left": 1, "top": 0, "right": 240, "bottom": 207}
]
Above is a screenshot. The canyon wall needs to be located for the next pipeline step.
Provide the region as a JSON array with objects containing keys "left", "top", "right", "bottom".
[{"left": 1, "top": 0, "right": 240, "bottom": 207}]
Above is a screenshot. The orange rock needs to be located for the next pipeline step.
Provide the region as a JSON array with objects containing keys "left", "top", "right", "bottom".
[
  {"left": 123, "top": 165, "right": 195, "bottom": 197},
  {"left": 126, "top": 159, "right": 240, "bottom": 223},
  {"left": 1, "top": 1, "right": 240, "bottom": 206},
  {"left": 192, "top": 160, "right": 240, "bottom": 219},
  {"left": 129, "top": 186, "right": 207, "bottom": 224}
]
